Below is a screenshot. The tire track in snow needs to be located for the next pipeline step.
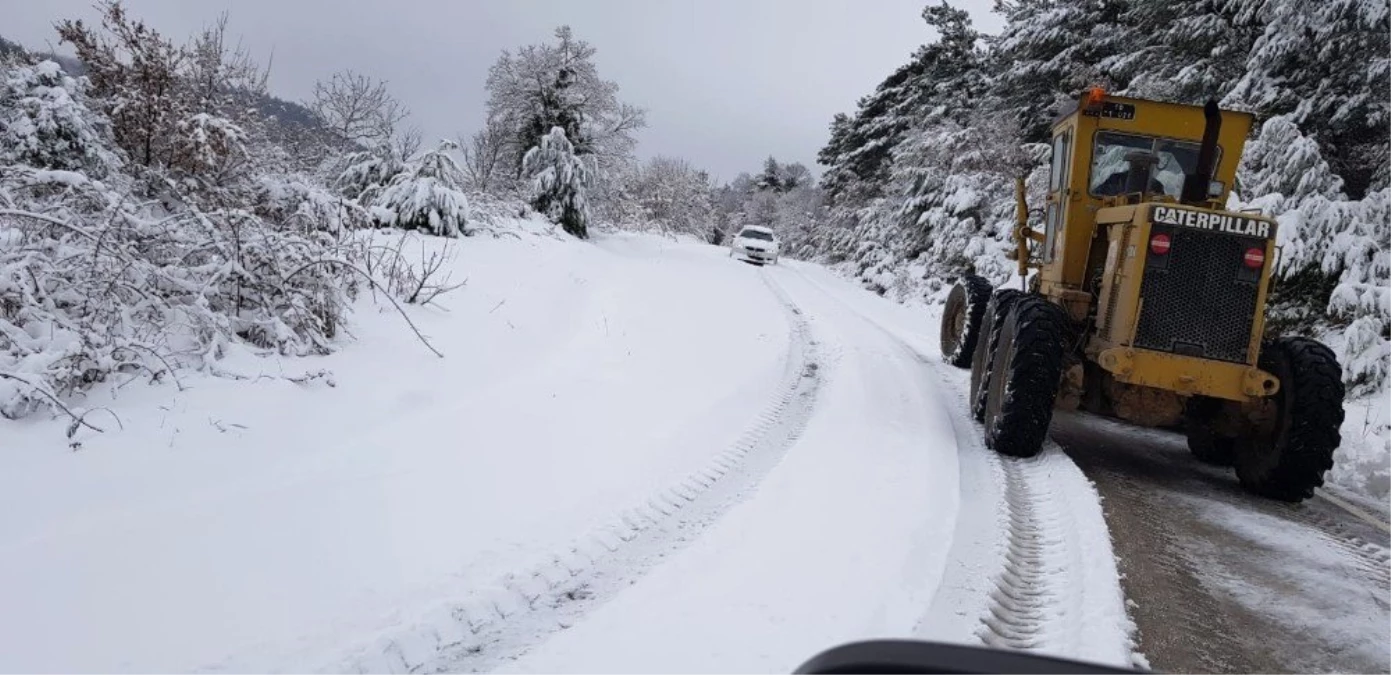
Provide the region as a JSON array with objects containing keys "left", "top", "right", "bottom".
[
  {"left": 326, "top": 273, "right": 821, "bottom": 674},
  {"left": 979, "top": 457, "right": 1056, "bottom": 650},
  {"left": 973, "top": 447, "right": 1140, "bottom": 669},
  {"left": 782, "top": 266, "right": 1137, "bottom": 668}
]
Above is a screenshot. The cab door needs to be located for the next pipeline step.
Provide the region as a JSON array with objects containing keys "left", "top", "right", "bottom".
[{"left": 1043, "top": 129, "right": 1072, "bottom": 264}]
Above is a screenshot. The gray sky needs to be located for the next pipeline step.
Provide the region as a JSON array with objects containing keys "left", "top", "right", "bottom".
[{"left": 3, "top": 0, "right": 1001, "bottom": 182}]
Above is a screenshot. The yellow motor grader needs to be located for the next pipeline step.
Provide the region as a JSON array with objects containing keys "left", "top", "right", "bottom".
[{"left": 939, "top": 89, "right": 1345, "bottom": 502}]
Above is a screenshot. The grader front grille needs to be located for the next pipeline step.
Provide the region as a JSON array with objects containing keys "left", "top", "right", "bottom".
[{"left": 1133, "top": 224, "right": 1262, "bottom": 364}]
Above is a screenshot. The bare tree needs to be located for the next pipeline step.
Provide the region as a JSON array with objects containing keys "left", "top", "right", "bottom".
[
  {"left": 309, "top": 70, "right": 409, "bottom": 149},
  {"left": 459, "top": 119, "right": 510, "bottom": 194},
  {"left": 392, "top": 124, "right": 423, "bottom": 161},
  {"left": 186, "top": 12, "right": 269, "bottom": 115},
  {"left": 57, "top": 1, "right": 265, "bottom": 185},
  {"left": 57, "top": 1, "right": 186, "bottom": 168}
]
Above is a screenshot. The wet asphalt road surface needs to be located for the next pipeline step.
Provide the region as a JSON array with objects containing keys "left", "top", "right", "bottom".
[{"left": 1050, "top": 412, "right": 1391, "bottom": 674}]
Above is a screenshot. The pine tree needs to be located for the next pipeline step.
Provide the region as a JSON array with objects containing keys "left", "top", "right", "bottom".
[
  {"left": 523, "top": 126, "right": 591, "bottom": 238},
  {"left": 516, "top": 66, "right": 586, "bottom": 176},
  {"left": 755, "top": 156, "right": 783, "bottom": 192},
  {"left": 816, "top": 59, "right": 923, "bottom": 207},
  {"left": 1103, "top": 0, "right": 1255, "bottom": 104},
  {"left": 485, "top": 25, "right": 645, "bottom": 195},
  {"left": 815, "top": 1, "right": 988, "bottom": 212},
  {"left": 372, "top": 140, "right": 471, "bottom": 237},
  {"left": 1224, "top": 0, "right": 1390, "bottom": 197},
  {"left": 986, "top": 0, "right": 1128, "bottom": 143}
]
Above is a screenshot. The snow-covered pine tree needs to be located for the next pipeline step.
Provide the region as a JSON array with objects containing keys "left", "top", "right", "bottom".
[
  {"left": 813, "top": 2, "right": 1014, "bottom": 297},
  {"left": 755, "top": 156, "right": 784, "bottom": 192},
  {"left": 1101, "top": 0, "right": 1255, "bottom": 104},
  {"left": 523, "top": 126, "right": 591, "bottom": 238},
  {"left": 986, "top": 0, "right": 1128, "bottom": 143},
  {"left": 332, "top": 149, "right": 406, "bottom": 201},
  {"left": 0, "top": 59, "right": 122, "bottom": 176},
  {"left": 1327, "top": 187, "right": 1389, "bottom": 394},
  {"left": 1239, "top": 115, "right": 1347, "bottom": 271},
  {"left": 485, "top": 26, "right": 645, "bottom": 199},
  {"left": 817, "top": 55, "right": 925, "bottom": 211},
  {"left": 370, "top": 139, "right": 470, "bottom": 237},
  {"left": 1225, "top": 0, "right": 1390, "bottom": 197}
]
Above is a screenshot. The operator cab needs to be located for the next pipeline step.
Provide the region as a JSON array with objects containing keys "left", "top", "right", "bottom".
[
  {"left": 1089, "top": 132, "right": 1212, "bottom": 200},
  {"left": 1035, "top": 90, "right": 1254, "bottom": 295}
]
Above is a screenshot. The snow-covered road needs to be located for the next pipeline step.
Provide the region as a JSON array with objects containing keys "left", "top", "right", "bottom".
[{"left": 1, "top": 231, "right": 1138, "bottom": 672}]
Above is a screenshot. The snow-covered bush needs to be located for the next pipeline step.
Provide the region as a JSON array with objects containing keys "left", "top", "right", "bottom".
[
  {"left": 0, "top": 166, "right": 361, "bottom": 420},
  {"left": 254, "top": 173, "right": 372, "bottom": 235},
  {"left": 602, "top": 156, "right": 716, "bottom": 238},
  {"left": 332, "top": 150, "right": 405, "bottom": 200},
  {"left": 0, "top": 18, "right": 424, "bottom": 422},
  {"left": 523, "top": 126, "right": 591, "bottom": 238},
  {"left": 170, "top": 112, "right": 248, "bottom": 180},
  {"left": 370, "top": 140, "right": 470, "bottom": 237},
  {"left": 0, "top": 60, "right": 121, "bottom": 177}
]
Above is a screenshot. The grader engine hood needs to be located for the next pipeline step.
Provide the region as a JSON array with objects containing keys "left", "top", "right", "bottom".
[{"left": 1094, "top": 203, "right": 1280, "bottom": 400}]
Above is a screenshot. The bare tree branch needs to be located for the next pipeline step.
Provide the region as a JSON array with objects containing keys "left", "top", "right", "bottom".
[{"left": 309, "top": 70, "right": 410, "bottom": 150}]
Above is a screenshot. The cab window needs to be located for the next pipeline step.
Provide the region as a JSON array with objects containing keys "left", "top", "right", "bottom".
[
  {"left": 1089, "top": 132, "right": 1218, "bottom": 199},
  {"left": 1049, "top": 131, "right": 1070, "bottom": 193},
  {"left": 1044, "top": 130, "right": 1071, "bottom": 263}
]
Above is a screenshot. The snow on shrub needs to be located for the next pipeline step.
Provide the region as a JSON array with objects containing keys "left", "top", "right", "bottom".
[
  {"left": 0, "top": 11, "right": 464, "bottom": 426},
  {"left": 367, "top": 140, "right": 470, "bottom": 237},
  {"left": 0, "top": 60, "right": 121, "bottom": 177},
  {"left": 0, "top": 165, "right": 362, "bottom": 420},
  {"left": 332, "top": 150, "right": 405, "bottom": 200},
  {"left": 0, "top": 56, "right": 385, "bottom": 422},
  {"left": 255, "top": 173, "right": 372, "bottom": 236},
  {"left": 171, "top": 112, "right": 248, "bottom": 178}
]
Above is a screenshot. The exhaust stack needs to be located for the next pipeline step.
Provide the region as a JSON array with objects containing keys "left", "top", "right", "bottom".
[{"left": 1182, "top": 100, "right": 1222, "bottom": 205}]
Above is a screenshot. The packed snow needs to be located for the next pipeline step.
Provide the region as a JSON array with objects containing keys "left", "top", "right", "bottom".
[
  {"left": 1180, "top": 495, "right": 1391, "bottom": 672},
  {"left": 0, "top": 230, "right": 1139, "bottom": 672}
]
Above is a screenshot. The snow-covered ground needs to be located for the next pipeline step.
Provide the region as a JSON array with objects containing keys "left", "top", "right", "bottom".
[
  {"left": 1, "top": 228, "right": 1137, "bottom": 672},
  {"left": 1326, "top": 393, "right": 1391, "bottom": 519}
]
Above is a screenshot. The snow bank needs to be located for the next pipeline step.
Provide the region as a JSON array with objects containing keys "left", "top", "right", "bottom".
[
  {"left": 1312, "top": 329, "right": 1391, "bottom": 507},
  {"left": 1326, "top": 390, "right": 1390, "bottom": 508},
  {"left": 0, "top": 228, "right": 792, "bottom": 672}
]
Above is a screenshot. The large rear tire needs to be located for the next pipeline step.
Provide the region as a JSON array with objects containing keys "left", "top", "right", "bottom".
[
  {"left": 982, "top": 296, "right": 1068, "bottom": 457},
  {"left": 1234, "top": 337, "right": 1345, "bottom": 502},
  {"left": 970, "top": 288, "right": 1022, "bottom": 421},
  {"left": 940, "top": 275, "right": 992, "bottom": 368}
]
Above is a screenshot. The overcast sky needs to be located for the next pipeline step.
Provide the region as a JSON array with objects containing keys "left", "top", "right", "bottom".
[{"left": 3, "top": 0, "right": 1002, "bottom": 181}]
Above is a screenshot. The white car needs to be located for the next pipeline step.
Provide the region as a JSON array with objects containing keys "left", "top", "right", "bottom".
[{"left": 729, "top": 226, "right": 780, "bottom": 265}]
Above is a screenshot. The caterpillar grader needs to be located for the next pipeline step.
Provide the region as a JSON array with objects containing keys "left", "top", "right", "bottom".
[{"left": 940, "top": 89, "right": 1345, "bottom": 502}]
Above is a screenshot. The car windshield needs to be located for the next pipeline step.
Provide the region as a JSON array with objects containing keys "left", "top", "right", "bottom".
[
  {"left": 740, "top": 230, "right": 774, "bottom": 241},
  {"left": 1089, "top": 132, "right": 1211, "bottom": 198}
]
